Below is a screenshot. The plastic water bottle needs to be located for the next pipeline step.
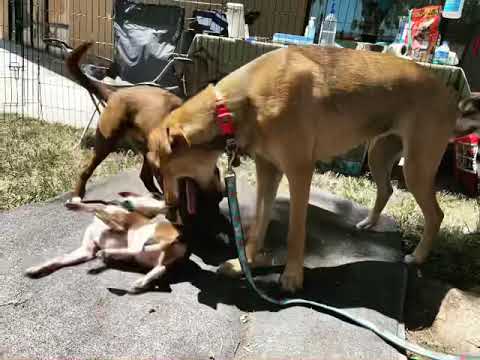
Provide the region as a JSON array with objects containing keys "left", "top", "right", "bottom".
[
  {"left": 318, "top": 1, "right": 337, "bottom": 47},
  {"left": 433, "top": 41, "right": 450, "bottom": 65},
  {"left": 304, "top": 17, "right": 316, "bottom": 42},
  {"left": 442, "top": 0, "right": 466, "bottom": 19}
]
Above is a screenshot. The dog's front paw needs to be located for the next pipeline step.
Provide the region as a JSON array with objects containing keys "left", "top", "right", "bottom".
[
  {"left": 67, "top": 197, "right": 82, "bottom": 204},
  {"left": 404, "top": 250, "right": 428, "bottom": 265},
  {"left": 130, "top": 278, "right": 149, "bottom": 293},
  {"left": 24, "top": 266, "right": 42, "bottom": 278},
  {"left": 404, "top": 254, "right": 416, "bottom": 264},
  {"left": 355, "top": 215, "right": 379, "bottom": 230},
  {"left": 280, "top": 263, "right": 304, "bottom": 293},
  {"left": 65, "top": 197, "right": 82, "bottom": 210},
  {"left": 217, "top": 259, "right": 243, "bottom": 278}
]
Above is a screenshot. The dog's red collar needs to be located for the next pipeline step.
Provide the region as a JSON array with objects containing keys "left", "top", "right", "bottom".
[{"left": 215, "top": 91, "right": 235, "bottom": 137}]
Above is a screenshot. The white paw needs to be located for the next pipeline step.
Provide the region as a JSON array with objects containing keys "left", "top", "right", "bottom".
[
  {"left": 25, "top": 266, "right": 41, "bottom": 276},
  {"left": 65, "top": 197, "right": 82, "bottom": 210},
  {"left": 356, "top": 216, "right": 378, "bottom": 230},
  {"left": 217, "top": 259, "right": 243, "bottom": 278},
  {"left": 280, "top": 263, "right": 304, "bottom": 293},
  {"left": 404, "top": 250, "right": 428, "bottom": 265},
  {"left": 403, "top": 254, "right": 416, "bottom": 264},
  {"left": 130, "top": 278, "right": 148, "bottom": 293}
]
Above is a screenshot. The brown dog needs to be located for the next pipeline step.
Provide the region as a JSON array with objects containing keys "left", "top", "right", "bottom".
[
  {"left": 66, "top": 42, "right": 182, "bottom": 199},
  {"left": 146, "top": 46, "right": 480, "bottom": 292}
]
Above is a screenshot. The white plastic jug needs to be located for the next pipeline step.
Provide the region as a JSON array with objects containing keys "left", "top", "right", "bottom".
[
  {"left": 433, "top": 41, "right": 450, "bottom": 65},
  {"left": 226, "top": 3, "right": 246, "bottom": 39},
  {"left": 304, "top": 17, "right": 316, "bottom": 41}
]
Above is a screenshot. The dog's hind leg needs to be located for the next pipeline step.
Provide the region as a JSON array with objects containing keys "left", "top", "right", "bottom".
[
  {"left": 402, "top": 132, "right": 449, "bottom": 264},
  {"left": 129, "top": 243, "right": 186, "bottom": 293},
  {"left": 357, "top": 134, "right": 403, "bottom": 230},
  {"left": 25, "top": 228, "right": 98, "bottom": 278},
  {"left": 73, "top": 129, "right": 116, "bottom": 199},
  {"left": 130, "top": 264, "right": 167, "bottom": 293}
]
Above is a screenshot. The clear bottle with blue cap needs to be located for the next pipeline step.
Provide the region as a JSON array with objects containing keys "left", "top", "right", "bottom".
[{"left": 318, "top": 1, "right": 337, "bottom": 47}]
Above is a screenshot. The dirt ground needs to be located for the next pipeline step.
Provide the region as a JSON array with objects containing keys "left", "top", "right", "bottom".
[{"left": 405, "top": 274, "right": 480, "bottom": 356}]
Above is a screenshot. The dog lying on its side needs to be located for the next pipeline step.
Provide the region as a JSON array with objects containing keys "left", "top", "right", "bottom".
[
  {"left": 65, "top": 42, "right": 183, "bottom": 199},
  {"left": 25, "top": 193, "right": 187, "bottom": 293},
  {"left": 25, "top": 162, "right": 234, "bottom": 292}
]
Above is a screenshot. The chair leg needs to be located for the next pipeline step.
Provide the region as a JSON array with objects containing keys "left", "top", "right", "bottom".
[
  {"left": 75, "top": 95, "right": 102, "bottom": 149},
  {"left": 75, "top": 109, "right": 97, "bottom": 149}
]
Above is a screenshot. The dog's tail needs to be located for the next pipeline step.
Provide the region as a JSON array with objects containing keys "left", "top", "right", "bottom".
[
  {"left": 454, "top": 94, "right": 480, "bottom": 137},
  {"left": 65, "top": 42, "right": 112, "bottom": 103}
]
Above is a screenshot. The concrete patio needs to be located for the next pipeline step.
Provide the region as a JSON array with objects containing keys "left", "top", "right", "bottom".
[{"left": 0, "top": 40, "right": 98, "bottom": 127}]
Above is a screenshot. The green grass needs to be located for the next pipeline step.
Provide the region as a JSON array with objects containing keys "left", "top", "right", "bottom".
[
  {"left": 310, "top": 170, "right": 480, "bottom": 289},
  {"left": 0, "top": 114, "right": 141, "bottom": 210}
]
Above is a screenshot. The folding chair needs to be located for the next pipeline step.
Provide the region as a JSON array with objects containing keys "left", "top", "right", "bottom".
[{"left": 45, "top": 0, "right": 193, "bottom": 146}]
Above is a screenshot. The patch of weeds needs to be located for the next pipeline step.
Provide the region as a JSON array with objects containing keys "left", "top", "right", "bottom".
[{"left": 0, "top": 115, "right": 141, "bottom": 210}]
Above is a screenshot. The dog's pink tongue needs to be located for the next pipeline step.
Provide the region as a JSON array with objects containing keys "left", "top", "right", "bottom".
[{"left": 186, "top": 179, "right": 197, "bottom": 215}]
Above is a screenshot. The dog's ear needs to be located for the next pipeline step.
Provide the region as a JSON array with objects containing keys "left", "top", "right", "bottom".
[
  {"left": 168, "top": 126, "right": 191, "bottom": 151},
  {"left": 459, "top": 95, "right": 480, "bottom": 115}
]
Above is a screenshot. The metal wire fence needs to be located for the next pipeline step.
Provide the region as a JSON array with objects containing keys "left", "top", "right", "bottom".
[{"left": 0, "top": 0, "right": 476, "bottom": 128}]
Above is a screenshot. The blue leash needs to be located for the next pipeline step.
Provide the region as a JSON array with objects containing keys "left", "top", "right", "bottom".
[{"left": 224, "top": 160, "right": 478, "bottom": 360}]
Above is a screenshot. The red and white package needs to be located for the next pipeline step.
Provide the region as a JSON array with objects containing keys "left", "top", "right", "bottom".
[{"left": 407, "top": 5, "right": 442, "bottom": 63}]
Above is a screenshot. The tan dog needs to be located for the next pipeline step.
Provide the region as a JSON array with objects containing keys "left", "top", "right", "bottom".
[
  {"left": 25, "top": 193, "right": 186, "bottom": 293},
  {"left": 66, "top": 42, "right": 182, "bottom": 199},
  {"left": 147, "top": 46, "right": 480, "bottom": 292}
]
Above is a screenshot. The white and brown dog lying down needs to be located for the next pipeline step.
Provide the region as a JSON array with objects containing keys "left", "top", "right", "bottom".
[
  {"left": 147, "top": 46, "right": 480, "bottom": 292},
  {"left": 25, "top": 173, "right": 233, "bottom": 292},
  {"left": 25, "top": 193, "right": 186, "bottom": 293}
]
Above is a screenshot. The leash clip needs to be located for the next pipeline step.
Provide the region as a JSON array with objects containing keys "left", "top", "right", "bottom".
[{"left": 226, "top": 138, "right": 238, "bottom": 172}]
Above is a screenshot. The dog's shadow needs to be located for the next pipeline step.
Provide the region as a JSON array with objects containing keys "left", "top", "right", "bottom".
[
  {"left": 91, "top": 234, "right": 407, "bottom": 323},
  {"left": 173, "top": 259, "right": 407, "bottom": 323},
  {"left": 90, "top": 195, "right": 409, "bottom": 322}
]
